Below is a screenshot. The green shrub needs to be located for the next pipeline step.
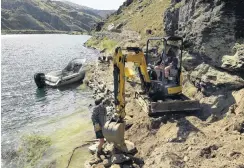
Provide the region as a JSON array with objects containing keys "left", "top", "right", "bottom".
[{"left": 99, "top": 38, "right": 118, "bottom": 53}]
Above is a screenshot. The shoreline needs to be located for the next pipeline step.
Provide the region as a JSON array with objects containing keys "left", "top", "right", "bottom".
[
  {"left": 1, "top": 30, "right": 87, "bottom": 35},
  {"left": 13, "top": 82, "right": 96, "bottom": 168}
]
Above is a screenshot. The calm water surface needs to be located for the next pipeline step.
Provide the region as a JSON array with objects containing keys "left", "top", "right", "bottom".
[{"left": 1, "top": 34, "right": 99, "bottom": 167}]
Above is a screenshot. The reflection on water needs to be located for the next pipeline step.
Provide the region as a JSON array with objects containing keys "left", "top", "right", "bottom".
[
  {"left": 35, "top": 88, "right": 48, "bottom": 100},
  {"left": 57, "top": 81, "right": 84, "bottom": 91},
  {"left": 35, "top": 80, "right": 84, "bottom": 98}
]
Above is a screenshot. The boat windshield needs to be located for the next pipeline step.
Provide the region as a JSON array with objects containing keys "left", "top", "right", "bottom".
[{"left": 63, "top": 58, "right": 86, "bottom": 73}]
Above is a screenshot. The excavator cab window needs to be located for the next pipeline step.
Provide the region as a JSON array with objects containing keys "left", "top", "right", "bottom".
[{"left": 146, "top": 36, "right": 183, "bottom": 85}]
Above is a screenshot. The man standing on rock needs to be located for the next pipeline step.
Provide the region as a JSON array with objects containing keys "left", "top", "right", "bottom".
[{"left": 91, "top": 98, "right": 107, "bottom": 158}]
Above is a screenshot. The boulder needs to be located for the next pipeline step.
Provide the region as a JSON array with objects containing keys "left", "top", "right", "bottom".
[
  {"left": 107, "top": 23, "right": 122, "bottom": 33},
  {"left": 88, "top": 143, "right": 98, "bottom": 154},
  {"left": 103, "top": 143, "right": 114, "bottom": 155},
  {"left": 232, "top": 89, "right": 244, "bottom": 115},
  {"left": 124, "top": 140, "right": 137, "bottom": 154},
  {"left": 190, "top": 63, "right": 244, "bottom": 91},
  {"left": 110, "top": 164, "right": 121, "bottom": 168},
  {"left": 103, "top": 159, "right": 112, "bottom": 167},
  {"left": 182, "top": 51, "right": 202, "bottom": 70},
  {"left": 200, "top": 92, "right": 236, "bottom": 119},
  {"left": 221, "top": 43, "right": 244, "bottom": 72},
  {"left": 106, "top": 106, "right": 114, "bottom": 114},
  {"left": 150, "top": 117, "right": 162, "bottom": 129},
  {"left": 98, "top": 83, "right": 106, "bottom": 92},
  {"left": 122, "top": 164, "right": 133, "bottom": 168},
  {"left": 107, "top": 23, "right": 115, "bottom": 31},
  {"left": 111, "top": 154, "right": 131, "bottom": 164},
  {"left": 115, "top": 23, "right": 124, "bottom": 30}
]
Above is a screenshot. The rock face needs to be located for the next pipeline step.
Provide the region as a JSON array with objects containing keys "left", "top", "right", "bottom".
[
  {"left": 190, "top": 63, "right": 244, "bottom": 91},
  {"left": 164, "top": 0, "right": 244, "bottom": 119},
  {"left": 164, "top": 0, "right": 244, "bottom": 71},
  {"left": 221, "top": 43, "right": 244, "bottom": 72}
]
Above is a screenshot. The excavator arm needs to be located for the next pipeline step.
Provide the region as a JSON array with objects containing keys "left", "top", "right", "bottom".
[
  {"left": 113, "top": 47, "right": 150, "bottom": 120},
  {"left": 103, "top": 47, "right": 150, "bottom": 151}
]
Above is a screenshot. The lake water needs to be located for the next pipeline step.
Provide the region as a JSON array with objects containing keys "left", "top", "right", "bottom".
[{"left": 1, "top": 34, "right": 99, "bottom": 167}]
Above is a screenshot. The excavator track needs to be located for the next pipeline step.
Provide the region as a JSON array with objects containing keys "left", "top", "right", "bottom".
[{"left": 135, "top": 91, "right": 201, "bottom": 116}]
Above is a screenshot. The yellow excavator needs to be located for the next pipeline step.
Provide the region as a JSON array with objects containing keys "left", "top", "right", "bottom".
[{"left": 103, "top": 36, "right": 200, "bottom": 151}]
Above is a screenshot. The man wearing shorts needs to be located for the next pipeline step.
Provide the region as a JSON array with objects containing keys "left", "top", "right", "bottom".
[{"left": 91, "top": 99, "right": 107, "bottom": 157}]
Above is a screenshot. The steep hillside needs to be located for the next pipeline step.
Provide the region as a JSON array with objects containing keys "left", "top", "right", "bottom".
[
  {"left": 84, "top": 0, "right": 244, "bottom": 167},
  {"left": 103, "top": 0, "right": 171, "bottom": 42},
  {"left": 86, "top": 0, "right": 172, "bottom": 53},
  {"left": 1, "top": 0, "right": 113, "bottom": 33}
]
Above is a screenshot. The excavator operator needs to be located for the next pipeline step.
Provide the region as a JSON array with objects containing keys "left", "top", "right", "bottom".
[{"left": 153, "top": 48, "right": 178, "bottom": 81}]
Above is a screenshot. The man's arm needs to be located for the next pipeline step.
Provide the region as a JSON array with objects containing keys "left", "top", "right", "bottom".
[{"left": 91, "top": 106, "right": 100, "bottom": 123}]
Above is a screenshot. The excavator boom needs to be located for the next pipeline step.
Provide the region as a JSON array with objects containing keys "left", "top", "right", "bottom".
[{"left": 103, "top": 47, "right": 150, "bottom": 151}]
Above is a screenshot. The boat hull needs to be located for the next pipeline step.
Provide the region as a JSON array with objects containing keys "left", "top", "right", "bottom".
[
  {"left": 45, "top": 71, "right": 85, "bottom": 87},
  {"left": 34, "top": 58, "right": 86, "bottom": 88}
]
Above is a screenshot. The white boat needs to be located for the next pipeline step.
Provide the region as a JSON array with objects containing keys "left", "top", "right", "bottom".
[{"left": 34, "top": 58, "right": 86, "bottom": 88}]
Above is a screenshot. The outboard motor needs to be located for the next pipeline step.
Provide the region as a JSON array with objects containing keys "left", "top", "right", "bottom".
[{"left": 34, "top": 73, "right": 46, "bottom": 88}]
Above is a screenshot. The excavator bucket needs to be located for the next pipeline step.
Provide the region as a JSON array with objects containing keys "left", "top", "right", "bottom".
[
  {"left": 103, "top": 121, "right": 135, "bottom": 152},
  {"left": 103, "top": 121, "right": 126, "bottom": 147}
]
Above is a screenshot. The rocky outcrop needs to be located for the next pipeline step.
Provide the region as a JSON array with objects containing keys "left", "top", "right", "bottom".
[
  {"left": 95, "top": 22, "right": 104, "bottom": 31},
  {"left": 164, "top": 0, "right": 244, "bottom": 119},
  {"left": 221, "top": 43, "right": 244, "bottom": 72},
  {"left": 190, "top": 63, "right": 244, "bottom": 91},
  {"left": 164, "top": 0, "right": 244, "bottom": 71}
]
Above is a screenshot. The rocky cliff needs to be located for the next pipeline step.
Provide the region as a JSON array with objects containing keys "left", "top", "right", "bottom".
[
  {"left": 164, "top": 0, "right": 244, "bottom": 71},
  {"left": 163, "top": 0, "right": 244, "bottom": 120}
]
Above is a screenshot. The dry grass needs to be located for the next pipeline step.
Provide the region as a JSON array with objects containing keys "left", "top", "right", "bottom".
[
  {"left": 105, "top": 0, "right": 170, "bottom": 43},
  {"left": 86, "top": 36, "right": 118, "bottom": 54}
]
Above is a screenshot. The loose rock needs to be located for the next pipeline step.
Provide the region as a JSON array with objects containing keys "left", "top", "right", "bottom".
[{"left": 112, "top": 154, "right": 131, "bottom": 164}]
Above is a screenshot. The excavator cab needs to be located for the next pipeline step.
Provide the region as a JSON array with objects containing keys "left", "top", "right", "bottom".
[
  {"left": 145, "top": 36, "right": 183, "bottom": 99},
  {"left": 145, "top": 36, "right": 200, "bottom": 115}
]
